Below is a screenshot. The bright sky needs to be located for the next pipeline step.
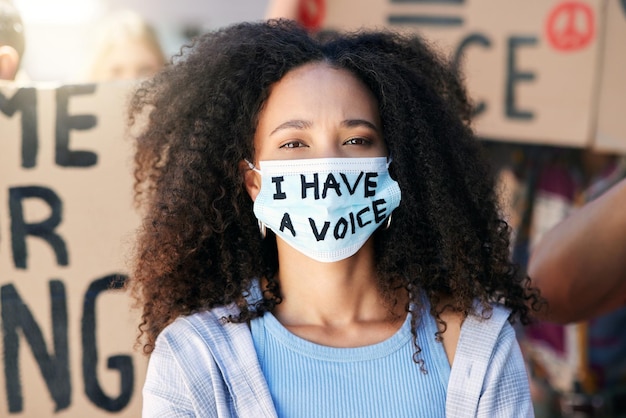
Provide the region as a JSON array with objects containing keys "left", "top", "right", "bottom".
[{"left": 14, "top": 0, "right": 105, "bottom": 24}]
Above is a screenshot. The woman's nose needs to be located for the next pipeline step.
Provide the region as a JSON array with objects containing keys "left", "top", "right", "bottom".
[{"left": 311, "top": 135, "right": 344, "bottom": 159}]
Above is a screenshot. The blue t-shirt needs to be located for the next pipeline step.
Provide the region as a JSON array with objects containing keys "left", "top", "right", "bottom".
[{"left": 250, "top": 309, "right": 451, "bottom": 418}]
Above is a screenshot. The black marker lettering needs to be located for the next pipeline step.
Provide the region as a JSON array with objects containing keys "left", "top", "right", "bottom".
[
  {"left": 373, "top": 199, "right": 387, "bottom": 223},
  {"left": 301, "top": 173, "right": 319, "bottom": 199},
  {"left": 271, "top": 176, "right": 286, "bottom": 199},
  {"left": 453, "top": 33, "right": 491, "bottom": 117},
  {"left": 506, "top": 36, "right": 537, "bottom": 120},
  {"left": 322, "top": 173, "right": 341, "bottom": 198},
  {"left": 1, "top": 280, "right": 70, "bottom": 413},
  {"left": 309, "top": 218, "right": 330, "bottom": 241},
  {"left": 340, "top": 172, "right": 363, "bottom": 195},
  {"left": 364, "top": 173, "right": 378, "bottom": 197},
  {"left": 349, "top": 212, "right": 356, "bottom": 234},
  {"left": 356, "top": 207, "right": 372, "bottom": 227},
  {"left": 55, "top": 84, "right": 98, "bottom": 167},
  {"left": 0, "top": 88, "right": 38, "bottom": 168},
  {"left": 333, "top": 218, "right": 348, "bottom": 239},
  {"left": 9, "top": 186, "right": 68, "bottom": 269},
  {"left": 82, "top": 275, "right": 134, "bottom": 412},
  {"left": 279, "top": 213, "right": 296, "bottom": 236}
]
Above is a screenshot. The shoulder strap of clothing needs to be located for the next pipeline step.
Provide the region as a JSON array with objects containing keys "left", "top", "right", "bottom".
[
  {"left": 445, "top": 304, "right": 510, "bottom": 417},
  {"left": 186, "top": 305, "right": 278, "bottom": 418}
]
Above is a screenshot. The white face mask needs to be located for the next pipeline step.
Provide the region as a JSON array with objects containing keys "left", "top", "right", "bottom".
[{"left": 248, "top": 157, "right": 401, "bottom": 262}]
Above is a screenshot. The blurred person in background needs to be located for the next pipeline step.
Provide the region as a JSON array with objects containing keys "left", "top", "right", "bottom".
[
  {"left": 81, "top": 9, "right": 166, "bottom": 82},
  {"left": 0, "top": 0, "right": 25, "bottom": 81},
  {"left": 265, "top": 0, "right": 299, "bottom": 21},
  {"left": 265, "top": 0, "right": 325, "bottom": 32},
  {"left": 527, "top": 168, "right": 626, "bottom": 417}
]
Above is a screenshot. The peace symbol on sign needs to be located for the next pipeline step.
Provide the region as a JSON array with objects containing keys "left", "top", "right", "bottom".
[
  {"left": 546, "top": 1, "right": 595, "bottom": 52},
  {"left": 298, "top": 0, "right": 326, "bottom": 31}
]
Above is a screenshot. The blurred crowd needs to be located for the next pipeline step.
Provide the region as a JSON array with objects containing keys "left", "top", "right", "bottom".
[
  {"left": 0, "top": 0, "right": 166, "bottom": 83},
  {"left": 486, "top": 143, "right": 626, "bottom": 417}
]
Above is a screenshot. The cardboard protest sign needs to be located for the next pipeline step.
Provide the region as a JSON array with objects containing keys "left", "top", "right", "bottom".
[
  {"left": 322, "top": 0, "right": 609, "bottom": 149},
  {"left": 0, "top": 81, "right": 146, "bottom": 417},
  {"left": 594, "top": 0, "right": 626, "bottom": 152}
]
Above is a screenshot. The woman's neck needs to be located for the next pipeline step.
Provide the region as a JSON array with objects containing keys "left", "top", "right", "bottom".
[{"left": 268, "top": 238, "right": 407, "bottom": 346}]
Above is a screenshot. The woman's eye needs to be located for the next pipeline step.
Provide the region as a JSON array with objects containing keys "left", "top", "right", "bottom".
[
  {"left": 280, "top": 140, "right": 307, "bottom": 149},
  {"left": 344, "top": 137, "right": 370, "bottom": 146}
]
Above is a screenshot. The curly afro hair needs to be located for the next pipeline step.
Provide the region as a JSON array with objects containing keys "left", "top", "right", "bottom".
[{"left": 128, "top": 19, "right": 541, "bottom": 354}]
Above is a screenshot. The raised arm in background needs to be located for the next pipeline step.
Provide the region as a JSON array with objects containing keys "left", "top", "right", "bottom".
[{"left": 528, "top": 178, "right": 626, "bottom": 323}]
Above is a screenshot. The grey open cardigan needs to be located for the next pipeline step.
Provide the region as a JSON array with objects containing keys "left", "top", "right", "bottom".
[{"left": 142, "top": 302, "right": 533, "bottom": 417}]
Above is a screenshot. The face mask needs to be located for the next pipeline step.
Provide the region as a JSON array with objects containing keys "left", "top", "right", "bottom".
[{"left": 247, "top": 157, "right": 401, "bottom": 262}]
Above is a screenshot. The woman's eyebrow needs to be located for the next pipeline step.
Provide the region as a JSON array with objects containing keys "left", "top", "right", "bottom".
[
  {"left": 270, "top": 119, "right": 312, "bottom": 136},
  {"left": 341, "top": 119, "right": 380, "bottom": 133}
]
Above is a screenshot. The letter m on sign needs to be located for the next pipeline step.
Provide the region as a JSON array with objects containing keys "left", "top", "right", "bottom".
[{"left": 0, "top": 88, "right": 38, "bottom": 168}]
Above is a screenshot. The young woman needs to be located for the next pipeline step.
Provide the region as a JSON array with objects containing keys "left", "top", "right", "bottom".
[{"left": 128, "top": 19, "right": 540, "bottom": 417}]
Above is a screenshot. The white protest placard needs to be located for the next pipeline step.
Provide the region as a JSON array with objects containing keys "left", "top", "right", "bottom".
[
  {"left": 0, "top": 81, "right": 146, "bottom": 417},
  {"left": 322, "top": 0, "right": 606, "bottom": 148},
  {"left": 595, "top": 0, "right": 626, "bottom": 153}
]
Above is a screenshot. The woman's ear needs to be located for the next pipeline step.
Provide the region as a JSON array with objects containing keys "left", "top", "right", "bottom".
[{"left": 240, "top": 160, "right": 261, "bottom": 202}]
